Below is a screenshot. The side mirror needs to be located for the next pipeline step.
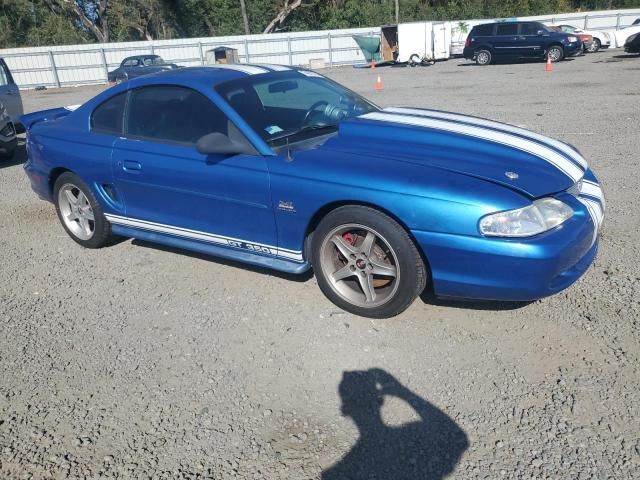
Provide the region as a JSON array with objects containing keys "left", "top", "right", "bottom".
[
  {"left": 196, "top": 132, "right": 257, "bottom": 156},
  {"left": 537, "top": 30, "right": 546, "bottom": 35}
]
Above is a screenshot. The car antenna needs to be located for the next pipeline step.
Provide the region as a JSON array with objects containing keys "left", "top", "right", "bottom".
[{"left": 286, "top": 137, "right": 293, "bottom": 161}]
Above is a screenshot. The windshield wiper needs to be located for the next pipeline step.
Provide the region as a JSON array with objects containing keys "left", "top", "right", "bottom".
[{"left": 268, "top": 124, "right": 338, "bottom": 143}]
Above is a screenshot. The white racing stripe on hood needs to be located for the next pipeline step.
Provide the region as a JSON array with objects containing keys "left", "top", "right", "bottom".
[
  {"left": 210, "top": 64, "right": 269, "bottom": 75},
  {"left": 577, "top": 197, "right": 604, "bottom": 233},
  {"left": 386, "top": 107, "right": 588, "bottom": 170},
  {"left": 580, "top": 180, "right": 605, "bottom": 208},
  {"left": 361, "top": 112, "right": 584, "bottom": 182}
]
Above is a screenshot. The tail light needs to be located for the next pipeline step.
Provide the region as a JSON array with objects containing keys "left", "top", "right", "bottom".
[{"left": 465, "top": 35, "right": 471, "bottom": 48}]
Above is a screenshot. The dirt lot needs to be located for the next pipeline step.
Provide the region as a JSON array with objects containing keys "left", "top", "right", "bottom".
[{"left": 1, "top": 50, "right": 639, "bottom": 479}]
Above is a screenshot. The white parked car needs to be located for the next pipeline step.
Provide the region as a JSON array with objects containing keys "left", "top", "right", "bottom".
[
  {"left": 552, "top": 24, "right": 612, "bottom": 52},
  {"left": 614, "top": 21, "right": 640, "bottom": 49}
]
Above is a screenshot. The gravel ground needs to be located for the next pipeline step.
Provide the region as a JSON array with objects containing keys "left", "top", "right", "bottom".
[{"left": 1, "top": 50, "right": 639, "bottom": 479}]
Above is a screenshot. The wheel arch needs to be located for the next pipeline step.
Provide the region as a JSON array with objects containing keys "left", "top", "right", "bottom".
[
  {"left": 49, "top": 167, "right": 73, "bottom": 196},
  {"left": 302, "top": 200, "right": 432, "bottom": 280}
]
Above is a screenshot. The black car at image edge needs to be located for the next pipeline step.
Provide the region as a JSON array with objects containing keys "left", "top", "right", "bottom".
[
  {"left": 624, "top": 33, "right": 640, "bottom": 54},
  {"left": 463, "top": 21, "right": 583, "bottom": 65}
]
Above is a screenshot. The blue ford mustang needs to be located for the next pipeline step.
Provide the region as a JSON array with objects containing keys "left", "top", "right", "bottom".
[{"left": 22, "top": 64, "right": 604, "bottom": 318}]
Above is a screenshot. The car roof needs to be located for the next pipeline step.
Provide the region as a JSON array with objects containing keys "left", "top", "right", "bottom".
[
  {"left": 126, "top": 64, "right": 304, "bottom": 89},
  {"left": 125, "top": 54, "right": 161, "bottom": 60}
]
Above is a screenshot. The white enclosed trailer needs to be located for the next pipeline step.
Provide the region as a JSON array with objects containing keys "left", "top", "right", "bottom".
[{"left": 380, "top": 21, "right": 452, "bottom": 62}]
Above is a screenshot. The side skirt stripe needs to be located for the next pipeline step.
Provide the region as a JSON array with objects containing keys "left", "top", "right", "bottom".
[
  {"left": 104, "top": 214, "right": 303, "bottom": 262},
  {"left": 384, "top": 107, "right": 589, "bottom": 170},
  {"left": 361, "top": 112, "right": 584, "bottom": 182}
]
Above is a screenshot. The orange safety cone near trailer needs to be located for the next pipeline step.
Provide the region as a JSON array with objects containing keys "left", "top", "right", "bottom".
[
  {"left": 375, "top": 75, "right": 384, "bottom": 91},
  {"left": 545, "top": 54, "right": 553, "bottom": 72}
]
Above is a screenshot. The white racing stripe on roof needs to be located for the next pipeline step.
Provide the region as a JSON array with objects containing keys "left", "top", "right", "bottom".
[
  {"left": 255, "top": 64, "right": 290, "bottom": 71},
  {"left": 210, "top": 64, "right": 269, "bottom": 75},
  {"left": 386, "top": 107, "right": 588, "bottom": 170},
  {"left": 361, "top": 112, "right": 584, "bottom": 182}
]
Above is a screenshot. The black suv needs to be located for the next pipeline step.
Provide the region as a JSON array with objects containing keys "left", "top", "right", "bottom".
[{"left": 463, "top": 21, "right": 582, "bottom": 65}]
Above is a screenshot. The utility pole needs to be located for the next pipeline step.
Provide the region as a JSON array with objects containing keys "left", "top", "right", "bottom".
[{"left": 395, "top": 0, "right": 399, "bottom": 24}]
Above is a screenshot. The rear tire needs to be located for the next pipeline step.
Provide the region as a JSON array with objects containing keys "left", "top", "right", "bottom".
[
  {"left": 53, "top": 172, "right": 112, "bottom": 249},
  {"left": 311, "top": 206, "right": 427, "bottom": 318},
  {"left": 475, "top": 49, "right": 492, "bottom": 65},
  {"left": 588, "top": 38, "right": 601, "bottom": 53},
  {"left": 547, "top": 45, "right": 564, "bottom": 62}
]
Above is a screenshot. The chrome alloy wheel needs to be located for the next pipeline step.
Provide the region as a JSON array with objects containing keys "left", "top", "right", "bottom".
[
  {"left": 58, "top": 183, "right": 95, "bottom": 240},
  {"left": 476, "top": 51, "right": 490, "bottom": 65},
  {"left": 319, "top": 224, "right": 400, "bottom": 309},
  {"left": 548, "top": 46, "right": 562, "bottom": 62}
]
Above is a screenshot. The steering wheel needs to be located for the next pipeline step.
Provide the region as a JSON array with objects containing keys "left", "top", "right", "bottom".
[{"left": 302, "top": 101, "right": 330, "bottom": 126}]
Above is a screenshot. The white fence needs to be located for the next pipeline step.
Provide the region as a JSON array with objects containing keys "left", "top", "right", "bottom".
[
  {"left": 0, "top": 27, "right": 379, "bottom": 89},
  {"left": 1, "top": 8, "right": 639, "bottom": 90}
]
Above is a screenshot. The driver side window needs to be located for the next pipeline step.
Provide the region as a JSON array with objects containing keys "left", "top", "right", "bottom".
[{"left": 126, "top": 86, "right": 229, "bottom": 145}]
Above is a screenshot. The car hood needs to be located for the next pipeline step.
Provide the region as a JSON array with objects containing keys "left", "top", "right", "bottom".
[{"left": 326, "top": 107, "right": 587, "bottom": 198}]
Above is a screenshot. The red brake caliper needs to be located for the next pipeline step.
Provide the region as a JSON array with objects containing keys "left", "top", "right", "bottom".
[{"left": 339, "top": 233, "right": 356, "bottom": 261}]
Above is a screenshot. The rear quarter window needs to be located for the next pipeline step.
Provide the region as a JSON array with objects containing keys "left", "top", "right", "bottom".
[
  {"left": 91, "top": 92, "right": 127, "bottom": 135},
  {"left": 473, "top": 24, "right": 494, "bottom": 36},
  {"left": 496, "top": 23, "right": 518, "bottom": 36}
]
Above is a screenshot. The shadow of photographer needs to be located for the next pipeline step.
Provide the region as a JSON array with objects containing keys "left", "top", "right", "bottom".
[{"left": 323, "top": 369, "right": 468, "bottom": 480}]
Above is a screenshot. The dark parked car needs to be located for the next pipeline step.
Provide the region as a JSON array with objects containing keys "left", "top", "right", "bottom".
[
  {"left": 107, "top": 55, "right": 179, "bottom": 83},
  {"left": 0, "top": 102, "right": 17, "bottom": 160},
  {"left": 0, "top": 57, "right": 24, "bottom": 128},
  {"left": 624, "top": 33, "right": 640, "bottom": 54},
  {"left": 463, "top": 21, "right": 582, "bottom": 65}
]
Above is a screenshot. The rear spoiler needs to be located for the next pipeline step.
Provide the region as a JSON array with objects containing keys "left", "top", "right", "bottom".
[{"left": 20, "top": 104, "right": 80, "bottom": 130}]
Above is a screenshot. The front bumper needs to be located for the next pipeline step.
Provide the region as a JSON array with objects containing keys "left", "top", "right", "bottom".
[
  {"left": 564, "top": 42, "right": 583, "bottom": 57},
  {"left": 413, "top": 192, "right": 602, "bottom": 302}
]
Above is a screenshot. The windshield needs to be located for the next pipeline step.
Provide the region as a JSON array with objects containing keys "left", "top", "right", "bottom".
[{"left": 216, "top": 70, "right": 378, "bottom": 146}]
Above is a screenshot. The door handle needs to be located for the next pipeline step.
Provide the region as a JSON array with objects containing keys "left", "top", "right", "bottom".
[{"left": 123, "top": 160, "right": 142, "bottom": 171}]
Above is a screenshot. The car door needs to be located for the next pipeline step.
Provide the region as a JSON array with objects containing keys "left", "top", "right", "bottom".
[
  {"left": 111, "top": 85, "right": 278, "bottom": 253},
  {"left": 0, "top": 59, "right": 23, "bottom": 123},
  {"left": 492, "top": 23, "right": 520, "bottom": 58},
  {"left": 517, "top": 23, "right": 546, "bottom": 58}
]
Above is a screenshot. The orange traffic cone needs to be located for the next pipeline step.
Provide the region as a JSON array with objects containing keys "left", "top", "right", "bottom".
[
  {"left": 545, "top": 54, "right": 553, "bottom": 72},
  {"left": 375, "top": 74, "right": 384, "bottom": 92}
]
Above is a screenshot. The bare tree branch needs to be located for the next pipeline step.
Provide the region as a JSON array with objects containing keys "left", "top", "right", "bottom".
[
  {"left": 50, "top": 0, "right": 110, "bottom": 42},
  {"left": 263, "top": 0, "right": 302, "bottom": 34}
]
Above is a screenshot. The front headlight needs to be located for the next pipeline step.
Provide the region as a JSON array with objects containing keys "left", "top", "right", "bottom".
[
  {"left": 479, "top": 198, "right": 574, "bottom": 237},
  {"left": 567, "top": 36, "right": 578, "bottom": 42}
]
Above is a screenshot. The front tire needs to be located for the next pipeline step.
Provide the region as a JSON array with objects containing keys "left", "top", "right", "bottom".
[
  {"left": 547, "top": 45, "right": 564, "bottom": 62},
  {"left": 588, "top": 38, "right": 601, "bottom": 53},
  {"left": 311, "top": 206, "right": 427, "bottom": 318},
  {"left": 53, "top": 172, "right": 112, "bottom": 248},
  {"left": 475, "top": 49, "right": 492, "bottom": 65}
]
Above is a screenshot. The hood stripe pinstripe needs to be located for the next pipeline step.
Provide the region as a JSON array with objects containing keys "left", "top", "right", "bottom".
[
  {"left": 360, "top": 112, "right": 584, "bottom": 182},
  {"left": 386, "top": 107, "right": 588, "bottom": 170}
]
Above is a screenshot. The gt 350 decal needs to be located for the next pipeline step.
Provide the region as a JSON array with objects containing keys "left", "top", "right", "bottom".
[{"left": 104, "top": 214, "right": 303, "bottom": 262}]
